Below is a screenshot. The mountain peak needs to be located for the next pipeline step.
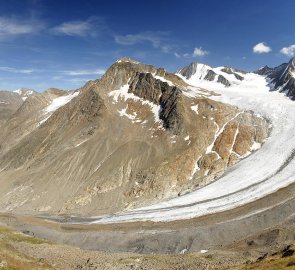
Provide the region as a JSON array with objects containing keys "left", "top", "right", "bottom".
[
  {"left": 115, "top": 57, "right": 140, "bottom": 65},
  {"left": 13, "top": 88, "right": 37, "bottom": 101}
]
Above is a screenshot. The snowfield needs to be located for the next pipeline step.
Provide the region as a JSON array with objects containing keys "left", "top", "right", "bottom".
[
  {"left": 38, "top": 91, "right": 79, "bottom": 125},
  {"left": 87, "top": 71, "right": 295, "bottom": 224}
]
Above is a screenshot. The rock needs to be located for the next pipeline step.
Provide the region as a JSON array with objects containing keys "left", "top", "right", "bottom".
[
  {"left": 217, "top": 75, "right": 231, "bottom": 87},
  {"left": 282, "top": 246, "right": 295, "bottom": 258},
  {"left": 255, "top": 57, "right": 295, "bottom": 100},
  {"left": 204, "top": 70, "right": 217, "bottom": 81}
]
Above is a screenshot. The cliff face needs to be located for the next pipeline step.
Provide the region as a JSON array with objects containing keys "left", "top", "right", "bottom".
[
  {"left": 0, "top": 58, "right": 270, "bottom": 216},
  {"left": 256, "top": 57, "right": 295, "bottom": 99}
]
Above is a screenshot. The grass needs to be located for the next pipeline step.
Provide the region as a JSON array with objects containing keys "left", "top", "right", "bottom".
[
  {"left": 231, "top": 245, "right": 295, "bottom": 270},
  {"left": 0, "top": 225, "right": 53, "bottom": 270}
]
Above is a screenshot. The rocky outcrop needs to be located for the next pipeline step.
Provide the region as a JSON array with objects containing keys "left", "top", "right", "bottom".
[
  {"left": 204, "top": 70, "right": 217, "bottom": 81},
  {"left": 217, "top": 75, "right": 231, "bottom": 87},
  {"left": 221, "top": 67, "right": 245, "bottom": 80},
  {"left": 159, "top": 86, "right": 184, "bottom": 134},
  {"left": 255, "top": 57, "right": 295, "bottom": 99},
  {"left": 129, "top": 72, "right": 185, "bottom": 134},
  {"left": 129, "top": 72, "right": 162, "bottom": 104},
  {"left": 177, "top": 62, "right": 199, "bottom": 80}
]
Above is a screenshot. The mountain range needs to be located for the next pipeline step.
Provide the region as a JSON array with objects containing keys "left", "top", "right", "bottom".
[
  {"left": 0, "top": 57, "right": 293, "bottom": 216},
  {"left": 0, "top": 58, "right": 274, "bottom": 216},
  {"left": 177, "top": 57, "right": 295, "bottom": 100}
]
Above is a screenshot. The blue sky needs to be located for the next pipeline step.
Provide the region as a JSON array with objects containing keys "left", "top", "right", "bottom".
[{"left": 0, "top": 0, "right": 294, "bottom": 91}]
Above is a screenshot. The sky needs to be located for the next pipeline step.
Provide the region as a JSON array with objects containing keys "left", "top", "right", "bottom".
[{"left": 0, "top": 0, "right": 294, "bottom": 91}]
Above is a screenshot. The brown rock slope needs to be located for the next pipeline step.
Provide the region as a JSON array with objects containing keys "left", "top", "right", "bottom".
[{"left": 0, "top": 58, "right": 270, "bottom": 216}]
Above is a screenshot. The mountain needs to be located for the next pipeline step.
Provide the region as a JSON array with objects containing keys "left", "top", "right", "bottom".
[
  {"left": 0, "top": 88, "right": 36, "bottom": 127},
  {"left": 178, "top": 58, "right": 295, "bottom": 101},
  {"left": 255, "top": 57, "right": 295, "bottom": 99},
  {"left": 13, "top": 87, "right": 37, "bottom": 101},
  {"left": 0, "top": 58, "right": 269, "bottom": 216},
  {"left": 177, "top": 62, "right": 246, "bottom": 87}
]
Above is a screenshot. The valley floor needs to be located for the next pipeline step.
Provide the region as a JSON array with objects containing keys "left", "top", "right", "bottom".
[{"left": 1, "top": 223, "right": 295, "bottom": 270}]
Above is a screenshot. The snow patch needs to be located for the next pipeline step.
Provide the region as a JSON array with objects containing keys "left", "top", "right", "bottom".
[
  {"left": 109, "top": 84, "right": 162, "bottom": 123},
  {"left": 153, "top": 74, "right": 174, "bottom": 86},
  {"left": 250, "top": 141, "right": 262, "bottom": 151},
  {"left": 38, "top": 91, "right": 79, "bottom": 126},
  {"left": 44, "top": 91, "right": 79, "bottom": 113},
  {"left": 191, "top": 104, "right": 199, "bottom": 114}
]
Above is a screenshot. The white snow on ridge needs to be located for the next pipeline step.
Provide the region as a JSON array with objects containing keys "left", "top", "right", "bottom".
[
  {"left": 44, "top": 91, "right": 79, "bottom": 113},
  {"left": 13, "top": 88, "right": 35, "bottom": 100},
  {"left": 176, "top": 65, "right": 245, "bottom": 95},
  {"left": 38, "top": 91, "right": 79, "bottom": 125},
  {"left": 84, "top": 71, "right": 295, "bottom": 224},
  {"left": 109, "top": 84, "right": 162, "bottom": 123},
  {"left": 153, "top": 74, "right": 174, "bottom": 86}
]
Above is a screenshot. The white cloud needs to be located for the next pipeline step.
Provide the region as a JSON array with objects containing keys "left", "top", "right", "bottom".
[
  {"left": 51, "top": 20, "right": 93, "bottom": 37},
  {"left": 0, "top": 17, "right": 42, "bottom": 39},
  {"left": 193, "top": 47, "right": 209, "bottom": 57},
  {"left": 51, "top": 17, "right": 105, "bottom": 37},
  {"left": 62, "top": 69, "right": 105, "bottom": 76},
  {"left": 280, "top": 44, "right": 295, "bottom": 57},
  {"left": 174, "top": 52, "right": 192, "bottom": 59},
  {"left": 115, "top": 31, "right": 173, "bottom": 53},
  {"left": 174, "top": 52, "right": 181, "bottom": 58},
  {"left": 253, "top": 42, "right": 272, "bottom": 54},
  {"left": 0, "top": 66, "right": 36, "bottom": 74}
]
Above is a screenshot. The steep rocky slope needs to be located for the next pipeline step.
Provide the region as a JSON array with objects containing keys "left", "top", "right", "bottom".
[
  {"left": 0, "top": 58, "right": 269, "bottom": 216},
  {"left": 256, "top": 57, "right": 295, "bottom": 99}
]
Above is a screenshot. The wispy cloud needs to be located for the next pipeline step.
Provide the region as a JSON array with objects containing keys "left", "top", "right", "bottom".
[
  {"left": 0, "top": 66, "right": 37, "bottom": 74},
  {"left": 280, "top": 44, "right": 295, "bottom": 57},
  {"left": 115, "top": 31, "right": 173, "bottom": 53},
  {"left": 0, "top": 16, "right": 43, "bottom": 39},
  {"left": 253, "top": 42, "right": 272, "bottom": 54},
  {"left": 61, "top": 69, "right": 105, "bottom": 76},
  {"left": 193, "top": 47, "right": 209, "bottom": 57},
  {"left": 175, "top": 47, "right": 209, "bottom": 59},
  {"left": 51, "top": 17, "right": 104, "bottom": 37},
  {"left": 174, "top": 52, "right": 191, "bottom": 59}
]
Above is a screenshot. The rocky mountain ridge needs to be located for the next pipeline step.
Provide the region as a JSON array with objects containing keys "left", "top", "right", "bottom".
[
  {"left": 0, "top": 58, "right": 269, "bottom": 216},
  {"left": 178, "top": 57, "right": 295, "bottom": 101},
  {"left": 256, "top": 57, "right": 295, "bottom": 99},
  {"left": 177, "top": 62, "right": 246, "bottom": 87}
]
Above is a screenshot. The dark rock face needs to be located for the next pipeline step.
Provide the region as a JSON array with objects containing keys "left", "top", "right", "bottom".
[
  {"left": 177, "top": 62, "right": 198, "bottom": 80},
  {"left": 255, "top": 58, "right": 295, "bottom": 99},
  {"left": 234, "top": 73, "right": 244, "bottom": 81},
  {"left": 204, "top": 70, "right": 217, "bottom": 81},
  {"left": 159, "top": 87, "right": 184, "bottom": 135},
  {"left": 221, "top": 67, "right": 244, "bottom": 81},
  {"left": 255, "top": 65, "right": 274, "bottom": 76},
  {"left": 217, "top": 75, "right": 231, "bottom": 87},
  {"left": 128, "top": 72, "right": 185, "bottom": 134},
  {"left": 129, "top": 73, "right": 162, "bottom": 104}
]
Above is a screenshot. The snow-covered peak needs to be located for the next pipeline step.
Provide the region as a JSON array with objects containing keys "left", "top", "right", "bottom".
[
  {"left": 13, "top": 88, "right": 36, "bottom": 101},
  {"left": 177, "top": 62, "right": 246, "bottom": 89}
]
